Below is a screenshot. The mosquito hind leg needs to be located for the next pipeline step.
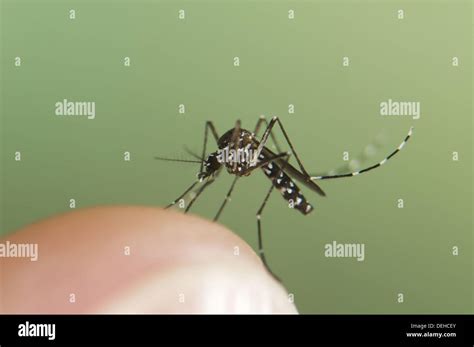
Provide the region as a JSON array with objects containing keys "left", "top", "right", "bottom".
[
  {"left": 311, "top": 126, "right": 414, "bottom": 181},
  {"left": 310, "top": 130, "right": 385, "bottom": 177}
]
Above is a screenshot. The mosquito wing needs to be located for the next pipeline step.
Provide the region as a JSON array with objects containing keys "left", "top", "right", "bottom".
[{"left": 261, "top": 147, "right": 326, "bottom": 197}]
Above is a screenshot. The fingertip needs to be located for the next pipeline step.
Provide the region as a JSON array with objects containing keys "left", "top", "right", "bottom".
[{"left": 2, "top": 206, "right": 297, "bottom": 314}]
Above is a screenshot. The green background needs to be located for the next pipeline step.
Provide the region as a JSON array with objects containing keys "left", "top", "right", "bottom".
[{"left": 1, "top": 0, "right": 472, "bottom": 313}]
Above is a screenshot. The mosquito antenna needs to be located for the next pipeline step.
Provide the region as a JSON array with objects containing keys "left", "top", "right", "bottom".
[
  {"left": 183, "top": 145, "right": 204, "bottom": 161},
  {"left": 154, "top": 156, "right": 202, "bottom": 164}
]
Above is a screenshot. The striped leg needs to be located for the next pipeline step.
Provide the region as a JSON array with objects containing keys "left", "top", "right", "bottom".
[
  {"left": 255, "top": 154, "right": 291, "bottom": 281},
  {"left": 255, "top": 116, "right": 310, "bottom": 177},
  {"left": 310, "top": 131, "right": 385, "bottom": 178},
  {"left": 311, "top": 127, "right": 413, "bottom": 180},
  {"left": 212, "top": 150, "right": 290, "bottom": 222},
  {"left": 245, "top": 151, "right": 291, "bottom": 174},
  {"left": 213, "top": 176, "right": 239, "bottom": 221},
  {"left": 253, "top": 116, "right": 326, "bottom": 197},
  {"left": 254, "top": 115, "right": 283, "bottom": 153},
  {"left": 165, "top": 181, "right": 199, "bottom": 209},
  {"left": 185, "top": 178, "right": 216, "bottom": 213}
]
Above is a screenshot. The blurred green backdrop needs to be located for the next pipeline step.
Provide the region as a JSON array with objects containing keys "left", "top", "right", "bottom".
[{"left": 1, "top": 0, "right": 472, "bottom": 313}]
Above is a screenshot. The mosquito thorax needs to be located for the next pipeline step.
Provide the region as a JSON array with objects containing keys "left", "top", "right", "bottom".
[{"left": 216, "top": 128, "right": 259, "bottom": 176}]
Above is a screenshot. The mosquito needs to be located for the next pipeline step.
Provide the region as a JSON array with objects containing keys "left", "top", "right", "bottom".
[{"left": 155, "top": 116, "right": 413, "bottom": 280}]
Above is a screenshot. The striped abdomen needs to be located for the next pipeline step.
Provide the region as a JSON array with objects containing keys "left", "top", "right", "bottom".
[{"left": 261, "top": 161, "right": 313, "bottom": 215}]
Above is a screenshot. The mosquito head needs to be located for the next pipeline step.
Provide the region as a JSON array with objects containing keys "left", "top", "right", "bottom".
[{"left": 198, "top": 152, "right": 221, "bottom": 181}]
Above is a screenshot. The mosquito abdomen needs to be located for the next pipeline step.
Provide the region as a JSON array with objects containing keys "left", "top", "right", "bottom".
[{"left": 261, "top": 161, "right": 313, "bottom": 215}]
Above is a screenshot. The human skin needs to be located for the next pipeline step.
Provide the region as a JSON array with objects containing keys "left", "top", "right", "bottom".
[{"left": 1, "top": 206, "right": 297, "bottom": 314}]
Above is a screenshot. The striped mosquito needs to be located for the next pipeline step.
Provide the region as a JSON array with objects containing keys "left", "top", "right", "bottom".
[{"left": 156, "top": 116, "right": 413, "bottom": 280}]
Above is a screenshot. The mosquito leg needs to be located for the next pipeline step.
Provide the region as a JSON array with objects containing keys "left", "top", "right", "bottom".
[
  {"left": 254, "top": 115, "right": 283, "bottom": 153},
  {"left": 185, "top": 178, "right": 215, "bottom": 213},
  {"left": 254, "top": 154, "right": 291, "bottom": 282},
  {"left": 213, "top": 150, "right": 289, "bottom": 223},
  {"left": 256, "top": 183, "right": 278, "bottom": 280},
  {"left": 155, "top": 156, "right": 202, "bottom": 164},
  {"left": 311, "top": 126, "right": 414, "bottom": 181},
  {"left": 243, "top": 151, "right": 290, "bottom": 175},
  {"left": 252, "top": 117, "right": 326, "bottom": 197},
  {"left": 253, "top": 115, "right": 266, "bottom": 136},
  {"left": 213, "top": 150, "right": 291, "bottom": 222},
  {"left": 166, "top": 122, "right": 219, "bottom": 209},
  {"left": 311, "top": 141, "right": 383, "bottom": 177},
  {"left": 255, "top": 116, "right": 314, "bottom": 181},
  {"left": 213, "top": 176, "right": 239, "bottom": 221},
  {"left": 232, "top": 119, "right": 241, "bottom": 140},
  {"left": 165, "top": 180, "right": 199, "bottom": 208},
  {"left": 253, "top": 116, "right": 325, "bottom": 197},
  {"left": 231, "top": 119, "right": 241, "bottom": 171},
  {"left": 200, "top": 121, "right": 220, "bottom": 173}
]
